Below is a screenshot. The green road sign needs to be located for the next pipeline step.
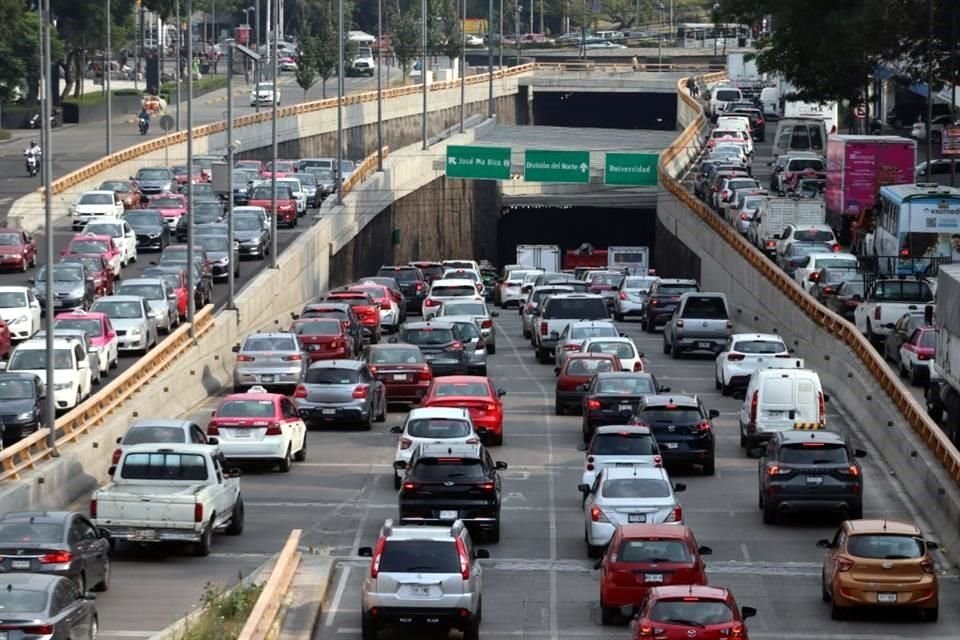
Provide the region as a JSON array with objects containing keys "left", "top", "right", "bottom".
[
  {"left": 523, "top": 149, "right": 591, "bottom": 183},
  {"left": 604, "top": 153, "right": 659, "bottom": 186},
  {"left": 445, "top": 145, "right": 512, "bottom": 180}
]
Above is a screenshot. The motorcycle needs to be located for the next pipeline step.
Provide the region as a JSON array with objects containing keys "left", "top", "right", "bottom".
[
  {"left": 24, "top": 153, "right": 39, "bottom": 177},
  {"left": 138, "top": 116, "right": 149, "bottom": 135}
]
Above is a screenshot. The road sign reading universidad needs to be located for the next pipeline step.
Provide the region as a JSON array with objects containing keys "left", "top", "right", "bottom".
[
  {"left": 604, "top": 153, "right": 659, "bottom": 186},
  {"left": 445, "top": 145, "right": 512, "bottom": 180},
  {"left": 524, "top": 149, "right": 591, "bottom": 183}
]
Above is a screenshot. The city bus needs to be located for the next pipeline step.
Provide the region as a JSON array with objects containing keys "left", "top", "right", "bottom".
[
  {"left": 867, "top": 183, "right": 960, "bottom": 275},
  {"left": 675, "top": 23, "right": 750, "bottom": 49}
]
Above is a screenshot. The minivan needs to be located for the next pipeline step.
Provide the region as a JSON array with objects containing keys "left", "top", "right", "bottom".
[
  {"left": 709, "top": 86, "right": 744, "bottom": 118},
  {"left": 760, "top": 86, "right": 780, "bottom": 118},
  {"left": 738, "top": 360, "right": 827, "bottom": 454},
  {"left": 771, "top": 118, "right": 826, "bottom": 157}
]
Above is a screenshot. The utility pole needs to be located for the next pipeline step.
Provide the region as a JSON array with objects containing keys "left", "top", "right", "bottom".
[
  {"left": 498, "top": 0, "right": 503, "bottom": 68},
  {"left": 459, "top": 0, "right": 466, "bottom": 133},
  {"left": 187, "top": 0, "right": 196, "bottom": 336},
  {"left": 226, "top": 40, "right": 236, "bottom": 308},
  {"left": 336, "top": 0, "right": 345, "bottom": 202},
  {"left": 41, "top": 0, "right": 57, "bottom": 457},
  {"left": 176, "top": 0, "right": 182, "bottom": 130},
  {"left": 421, "top": 0, "right": 428, "bottom": 150},
  {"left": 376, "top": 0, "right": 383, "bottom": 171},
  {"left": 925, "top": 0, "right": 933, "bottom": 182},
  {"left": 487, "top": 0, "right": 494, "bottom": 116},
  {"left": 270, "top": 0, "right": 279, "bottom": 262},
  {"left": 515, "top": 3, "right": 521, "bottom": 65},
  {"left": 106, "top": 0, "right": 112, "bottom": 155}
]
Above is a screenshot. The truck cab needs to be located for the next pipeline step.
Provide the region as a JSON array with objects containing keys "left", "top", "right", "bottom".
[{"left": 853, "top": 276, "right": 934, "bottom": 347}]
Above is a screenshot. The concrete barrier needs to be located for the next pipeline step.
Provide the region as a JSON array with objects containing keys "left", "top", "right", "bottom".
[{"left": 659, "top": 76, "right": 960, "bottom": 560}]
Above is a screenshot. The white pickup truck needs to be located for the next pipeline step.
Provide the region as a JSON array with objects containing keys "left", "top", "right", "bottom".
[
  {"left": 853, "top": 277, "right": 935, "bottom": 347},
  {"left": 92, "top": 443, "right": 244, "bottom": 556}
]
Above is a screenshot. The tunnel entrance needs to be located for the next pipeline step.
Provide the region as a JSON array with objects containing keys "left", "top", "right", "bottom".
[
  {"left": 497, "top": 205, "right": 657, "bottom": 268},
  {"left": 531, "top": 92, "right": 677, "bottom": 130}
]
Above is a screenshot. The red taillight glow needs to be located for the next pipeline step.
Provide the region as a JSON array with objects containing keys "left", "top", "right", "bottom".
[
  {"left": 455, "top": 537, "right": 471, "bottom": 579},
  {"left": 39, "top": 551, "right": 72, "bottom": 564},
  {"left": 353, "top": 385, "right": 369, "bottom": 399},
  {"left": 818, "top": 391, "right": 826, "bottom": 424},
  {"left": 424, "top": 298, "right": 441, "bottom": 307},
  {"left": 696, "top": 420, "right": 712, "bottom": 432},
  {"left": 294, "top": 385, "right": 308, "bottom": 398},
  {"left": 445, "top": 341, "right": 463, "bottom": 352},
  {"left": 618, "top": 290, "right": 628, "bottom": 300},
  {"left": 808, "top": 272, "right": 820, "bottom": 282},
  {"left": 633, "top": 361, "right": 644, "bottom": 372},
  {"left": 750, "top": 390, "right": 759, "bottom": 424},
  {"left": 379, "top": 300, "right": 391, "bottom": 310},
  {"left": 564, "top": 344, "right": 580, "bottom": 351},
  {"left": 399, "top": 437, "right": 413, "bottom": 450},
  {"left": 418, "top": 366, "right": 433, "bottom": 381},
  {"left": 727, "top": 352, "right": 745, "bottom": 361},
  {"left": 265, "top": 423, "right": 283, "bottom": 436},
  {"left": 540, "top": 321, "right": 548, "bottom": 335},
  {"left": 480, "top": 319, "right": 493, "bottom": 329},
  {"left": 740, "top": 212, "right": 748, "bottom": 220},
  {"left": 283, "top": 354, "right": 302, "bottom": 361},
  {"left": 15, "top": 626, "right": 54, "bottom": 635},
  {"left": 90, "top": 499, "right": 97, "bottom": 519},
  {"left": 587, "top": 399, "right": 601, "bottom": 410},
  {"left": 666, "top": 504, "right": 683, "bottom": 522},
  {"left": 479, "top": 482, "right": 496, "bottom": 492},
  {"left": 900, "top": 248, "right": 910, "bottom": 257},
  {"left": 194, "top": 503, "right": 204, "bottom": 523},
  {"left": 590, "top": 506, "right": 608, "bottom": 522},
  {"left": 370, "top": 536, "right": 386, "bottom": 578},
  {"left": 236, "top": 354, "right": 255, "bottom": 362},
  {"left": 112, "top": 448, "right": 122, "bottom": 464}
]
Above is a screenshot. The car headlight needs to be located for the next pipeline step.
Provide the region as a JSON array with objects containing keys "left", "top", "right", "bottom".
[
  {"left": 216, "top": 257, "right": 229, "bottom": 265},
  {"left": 150, "top": 308, "right": 164, "bottom": 318},
  {"left": 70, "top": 289, "right": 85, "bottom": 298},
  {"left": 53, "top": 382, "right": 72, "bottom": 391},
  {"left": 128, "top": 327, "right": 142, "bottom": 336},
  {"left": 148, "top": 232, "right": 160, "bottom": 238},
  {"left": 13, "top": 315, "right": 27, "bottom": 324}
]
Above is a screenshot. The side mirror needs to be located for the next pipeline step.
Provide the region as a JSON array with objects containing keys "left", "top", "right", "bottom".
[
  {"left": 885, "top": 323, "right": 896, "bottom": 330},
  {"left": 207, "top": 437, "right": 219, "bottom": 445},
  {"left": 576, "top": 383, "right": 588, "bottom": 391},
  {"left": 576, "top": 443, "right": 587, "bottom": 452},
  {"left": 98, "top": 527, "right": 110, "bottom": 539},
  {"left": 393, "top": 460, "right": 407, "bottom": 470},
  {"left": 475, "top": 548, "right": 490, "bottom": 559},
  {"left": 231, "top": 344, "right": 240, "bottom": 353},
  {"left": 926, "top": 540, "right": 939, "bottom": 550},
  {"left": 390, "top": 426, "right": 403, "bottom": 434},
  {"left": 358, "top": 546, "right": 373, "bottom": 557},
  {"left": 741, "top": 606, "right": 757, "bottom": 620},
  {"left": 772, "top": 234, "right": 780, "bottom": 240},
  {"left": 107, "top": 465, "right": 117, "bottom": 476},
  {"left": 577, "top": 483, "right": 590, "bottom": 493},
  {"left": 698, "top": 545, "right": 713, "bottom": 555},
  {"left": 853, "top": 448, "right": 867, "bottom": 458},
  {"left": 823, "top": 394, "right": 830, "bottom": 403},
  {"left": 495, "top": 461, "right": 508, "bottom": 470},
  {"left": 673, "top": 483, "right": 687, "bottom": 493},
  {"left": 550, "top": 331, "right": 559, "bottom": 339},
  {"left": 226, "top": 468, "right": 242, "bottom": 478},
  {"left": 851, "top": 294, "right": 862, "bottom": 302},
  {"left": 708, "top": 409, "right": 720, "bottom": 419},
  {"left": 27, "top": 277, "right": 34, "bottom": 284},
  {"left": 593, "top": 559, "right": 603, "bottom": 570},
  {"left": 816, "top": 539, "right": 832, "bottom": 549},
  {"left": 637, "top": 352, "right": 645, "bottom": 358},
  {"left": 490, "top": 311, "right": 499, "bottom": 317},
  {"left": 658, "top": 385, "right": 671, "bottom": 393},
  {"left": 619, "top": 332, "right": 627, "bottom": 337},
  {"left": 497, "top": 389, "right": 506, "bottom": 397}
]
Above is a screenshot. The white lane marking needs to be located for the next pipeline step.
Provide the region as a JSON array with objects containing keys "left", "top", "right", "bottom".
[
  {"left": 333, "top": 631, "right": 960, "bottom": 639},
  {"left": 293, "top": 462, "right": 586, "bottom": 471},
  {"left": 740, "top": 543, "right": 751, "bottom": 561},
  {"left": 98, "top": 632, "right": 157, "bottom": 638},
  {"left": 324, "top": 566, "right": 352, "bottom": 628}
]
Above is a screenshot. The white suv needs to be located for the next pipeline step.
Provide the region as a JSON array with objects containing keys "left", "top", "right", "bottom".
[
  {"left": 82, "top": 219, "right": 138, "bottom": 268},
  {"left": 359, "top": 519, "right": 489, "bottom": 640},
  {"left": 5, "top": 339, "right": 92, "bottom": 411},
  {"left": 422, "top": 279, "right": 483, "bottom": 320},
  {"left": 389, "top": 407, "right": 479, "bottom": 489}
]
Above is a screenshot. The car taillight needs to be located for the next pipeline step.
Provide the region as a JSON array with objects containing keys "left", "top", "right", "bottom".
[
  {"left": 637, "top": 625, "right": 654, "bottom": 638},
  {"left": 921, "top": 558, "right": 936, "bottom": 574},
  {"left": 369, "top": 365, "right": 379, "bottom": 375},
  {"left": 370, "top": 536, "right": 387, "bottom": 578},
  {"left": 342, "top": 320, "right": 351, "bottom": 328},
  {"left": 874, "top": 305, "right": 881, "bottom": 320},
  {"left": 424, "top": 298, "right": 440, "bottom": 307},
  {"left": 665, "top": 504, "right": 683, "bottom": 522},
  {"left": 740, "top": 212, "right": 748, "bottom": 220},
  {"left": 206, "top": 421, "right": 221, "bottom": 435},
  {"left": 563, "top": 344, "right": 580, "bottom": 351},
  {"left": 675, "top": 319, "right": 684, "bottom": 328},
  {"left": 379, "top": 300, "right": 391, "bottom": 309},
  {"left": 294, "top": 385, "right": 308, "bottom": 398},
  {"left": 822, "top": 287, "right": 834, "bottom": 295},
  {"left": 766, "top": 240, "right": 776, "bottom": 248},
  {"left": 540, "top": 321, "right": 548, "bottom": 335},
  {"left": 112, "top": 448, "right": 122, "bottom": 464},
  {"left": 480, "top": 319, "right": 493, "bottom": 329},
  {"left": 353, "top": 385, "right": 368, "bottom": 399},
  {"left": 843, "top": 465, "right": 860, "bottom": 477},
  {"left": 418, "top": 365, "right": 433, "bottom": 381},
  {"left": 618, "top": 290, "right": 627, "bottom": 300},
  {"left": 696, "top": 420, "right": 711, "bottom": 432},
  {"left": 236, "top": 354, "right": 255, "bottom": 362},
  {"left": 650, "top": 299, "right": 658, "bottom": 306},
  {"left": 727, "top": 352, "right": 745, "bottom": 361},
  {"left": 832, "top": 244, "right": 841, "bottom": 252},
  {"left": 919, "top": 352, "right": 931, "bottom": 360},
  {"left": 653, "top": 455, "right": 662, "bottom": 467},
  {"left": 808, "top": 272, "right": 820, "bottom": 282},
  {"left": 818, "top": 391, "right": 825, "bottom": 424},
  {"left": 455, "top": 537, "right": 472, "bottom": 579},
  {"left": 836, "top": 558, "right": 853, "bottom": 572},
  {"left": 479, "top": 482, "right": 496, "bottom": 492},
  {"left": 767, "top": 465, "right": 790, "bottom": 476},
  {"left": 587, "top": 399, "right": 601, "bottom": 410},
  {"left": 633, "top": 361, "right": 644, "bottom": 371},
  {"left": 17, "top": 626, "right": 54, "bottom": 636},
  {"left": 90, "top": 499, "right": 97, "bottom": 519},
  {"left": 328, "top": 339, "right": 343, "bottom": 350},
  {"left": 39, "top": 550, "right": 73, "bottom": 564},
  {"left": 265, "top": 423, "right": 283, "bottom": 436},
  {"left": 445, "top": 341, "right": 463, "bottom": 352},
  {"left": 590, "top": 506, "right": 609, "bottom": 522},
  {"left": 283, "top": 354, "right": 302, "bottom": 361},
  {"left": 415, "top": 282, "right": 424, "bottom": 291},
  {"left": 194, "top": 503, "right": 204, "bottom": 523},
  {"left": 730, "top": 623, "right": 746, "bottom": 638},
  {"left": 750, "top": 390, "right": 759, "bottom": 423},
  {"left": 399, "top": 437, "right": 413, "bottom": 450}
]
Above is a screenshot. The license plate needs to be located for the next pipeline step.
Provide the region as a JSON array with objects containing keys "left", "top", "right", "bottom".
[
  {"left": 628, "top": 513, "right": 647, "bottom": 523},
  {"left": 805, "top": 476, "right": 823, "bottom": 485},
  {"left": 233, "top": 429, "right": 252, "bottom": 438},
  {"left": 615, "top": 463, "right": 635, "bottom": 467},
  {"left": 260, "top": 375, "right": 274, "bottom": 383},
  {"left": 10, "top": 560, "right": 30, "bottom": 570},
  {"left": 697, "top": 341, "right": 713, "bottom": 349},
  {"left": 767, "top": 410, "right": 784, "bottom": 416},
  {"left": 132, "top": 529, "right": 156, "bottom": 541},
  {"left": 394, "top": 374, "right": 409, "bottom": 381},
  {"left": 644, "top": 573, "right": 663, "bottom": 583},
  {"left": 321, "top": 409, "right": 336, "bottom": 415},
  {"left": 878, "top": 593, "right": 897, "bottom": 603},
  {"left": 619, "top": 404, "right": 633, "bottom": 412},
  {"left": 665, "top": 442, "right": 679, "bottom": 449},
  {"left": 409, "top": 585, "right": 432, "bottom": 597},
  {"left": 439, "top": 510, "right": 458, "bottom": 520}
]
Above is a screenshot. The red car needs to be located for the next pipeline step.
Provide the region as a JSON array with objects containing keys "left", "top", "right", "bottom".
[
  {"left": 0, "top": 319, "right": 11, "bottom": 359},
  {"left": 554, "top": 353, "right": 622, "bottom": 415},
  {"left": 146, "top": 193, "right": 188, "bottom": 228},
  {"left": 262, "top": 160, "right": 297, "bottom": 179},
  {"left": 597, "top": 524, "right": 711, "bottom": 625},
  {"left": 59, "top": 254, "right": 115, "bottom": 296},
  {"left": 61, "top": 234, "right": 122, "bottom": 276},
  {"left": 248, "top": 184, "right": 298, "bottom": 227},
  {"left": 98, "top": 179, "right": 142, "bottom": 209},
  {"left": 630, "top": 585, "right": 756, "bottom": 640},
  {"left": 171, "top": 165, "right": 204, "bottom": 186},
  {"left": 325, "top": 291, "right": 382, "bottom": 343},
  {"left": 0, "top": 228, "right": 37, "bottom": 272},
  {"left": 420, "top": 375, "right": 506, "bottom": 445},
  {"left": 364, "top": 343, "right": 433, "bottom": 405},
  {"left": 291, "top": 317, "right": 354, "bottom": 361}
]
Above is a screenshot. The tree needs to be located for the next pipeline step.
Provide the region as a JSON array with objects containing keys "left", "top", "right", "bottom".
[
  {"left": 313, "top": 2, "right": 338, "bottom": 98},
  {"left": 295, "top": 32, "right": 318, "bottom": 100},
  {"left": 392, "top": 8, "right": 420, "bottom": 81},
  {"left": 0, "top": 1, "right": 45, "bottom": 105},
  {"left": 437, "top": 0, "right": 463, "bottom": 62}
]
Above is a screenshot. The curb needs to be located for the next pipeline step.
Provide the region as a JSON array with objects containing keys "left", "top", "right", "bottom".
[{"left": 277, "top": 555, "right": 337, "bottom": 639}]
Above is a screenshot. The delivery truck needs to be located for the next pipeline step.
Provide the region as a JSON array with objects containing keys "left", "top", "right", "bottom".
[
  {"left": 783, "top": 101, "right": 839, "bottom": 134},
  {"left": 516, "top": 244, "right": 561, "bottom": 272},
  {"left": 925, "top": 265, "right": 959, "bottom": 442},
  {"left": 749, "top": 196, "right": 825, "bottom": 257}
]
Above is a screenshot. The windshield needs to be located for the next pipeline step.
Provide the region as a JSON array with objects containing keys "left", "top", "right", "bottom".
[
  {"left": 571, "top": 326, "right": 618, "bottom": 340},
  {"left": 293, "top": 320, "right": 341, "bottom": 335},
  {"left": 197, "top": 236, "right": 230, "bottom": 252},
  {"left": 657, "top": 283, "right": 698, "bottom": 296},
  {"left": 789, "top": 159, "right": 824, "bottom": 171},
  {"left": 590, "top": 273, "right": 624, "bottom": 287},
  {"left": 591, "top": 433, "right": 657, "bottom": 455},
  {"left": 839, "top": 281, "right": 866, "bottom": 296},
  {"left": 69, "top": 240, "right": 108, "bottom": 254},
  {"left": 0, "top": 521, "right": 61, "bottom": 543},
  {"left": 91, "top": 300, "right": 142, "bottom": 319},
  {"left": 234, "top": 216, "right": 261, "bottom": 231},
  {"left": 308, "top": 168, "right": 334, "bottom": 181},
  {"left": 565, "top": 357, "right": 617, "bottom": 375},
  {"left": 250, "top": 186, "right": 292, "bottom": 200},
  {"left": 543, "top": 298, "right": 608, "bottom": 320},
  {"left": 0, "top": 589, "right": 48, "bottom": 613},
  {"left": 452, "top": 321, "right": 480, "bottom": 340},
  {"left": 413, "top": 457, "right": 486, "bottom": 480},
  {"left": 403, "top": 328, "right": 455, "bottom": 345},
  {"left": 624, "top": 277, "right": 657, "bottom": 290},
  {"left": 0, "top": 378, "right": 35, "bottom": 400},
  {"left": 124, "top": 212, "right": 159, "bottom": 225},
  {"left": 431, "top": 285, "right": 477, "bottom": 298},
  {"left": 79, "top": 193, "right": 113, "bottom": 205},
  {"left": 433, "top": 382, "right": 489, "bottom": 397},
  {"left": 117, "top": 284, "right": 164, "bottom": 299},
  {"left": 681, "top": 296, "right": 728, "bottom": 319},
  {"left": 601, "top": 477, "right": 671, "bottom": 498},
  {"left": 378, "top": 540, "right": 460, "bottom": 574},
  {"left": 596, "top": 376, "right": 653, "bottom": 394},
  {"left": 442, "top": 302, "right": 486, "bottom": 316},
  {"left": 650, "top": 599, "right": 734, "bottom": 625},
  {"left": 532, "top": 288, "right": 573, "bottom": 304},
  {"left": 150, "top": 197, "right": 183, "bottom": 208},
  {"left": 120, "top": 452, "right": 208, "bottom": 481},
  {"left": 790, "top": 243, "right": 832, "bottom": 257},
  {"left": 407, "top": 418, "right": 472, "bottom": 438},
  {"left": 38, "top": 266, "right": 84, "bottom": 282},
  {"left": 297, "top": 174, "right": 316, "bottom": 186},
  {"left": 137, "top": 169, "right": 169, "bottom": 180},
  {"left": 443, "top": 271, "right": 479, "bottom": 282},
  {"left": 847, "top": 534, "right": 925, "bottom": 559},
  {"left": 123, "top": 425, "right": 189, "bottom": 444},
  {"left": 378, "top": 268, "right": 419, "bottom": 283},
  {"left": 84, "top": 224, "right": 121, "bottom": 238},
  {"left": 10, "top": 348, "right": 74, "bottom": 370},
  {"left": 0, "top": 292, "right": 26, "bottom": 308},
  {"left": 369, "top": 347, "right": 423, "bottom": 364},
  {"left": 305, "top": 368, "right": 361, "bottom": 384},
  {"left": 640, "top": 407, "right": 703, "bottom": 423},
  {"left": 243, "top": 336, "right": 297, "bottom": 352},
  {"left": 794, "top": 229, "right": 834, "bottom": 242},
  {"left": 0, "top": 233, "right": 22, "bottom": 246},
  {"left": 618, "top": 539, "right": 692, "bottom": 563},
  {"left": 54, "top": 318, "right": 102, "bottom": 337},
  {"left": 873, "top": 281, "right": 933, "bottom": 302},
  {"left": 779, "top": 443, "right": 849, "bottom": 464},
  {"left": 732, "top": 340, "right": 785, "bottom": 354},
  {"left": 217, "top": 399, "right": 276, "bottom": 418},
  {"left": 920, "top": 331, "right": 936, "bottom": 348}
]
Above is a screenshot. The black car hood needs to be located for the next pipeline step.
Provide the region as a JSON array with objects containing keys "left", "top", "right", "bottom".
[{"left": 0, "top": 398, "right": 38, "bottom": 416}]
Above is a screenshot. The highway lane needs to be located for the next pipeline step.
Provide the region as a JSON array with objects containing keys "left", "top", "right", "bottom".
[{"left": 64, "top": 307, "right": 959, "bottom": 639}]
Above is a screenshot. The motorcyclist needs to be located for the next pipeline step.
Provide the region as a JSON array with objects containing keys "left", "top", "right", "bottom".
[
  {"left": 24, "top": 141, "right": 41, "bottom": 159},
  {"left": 138, "top": 107, "right": 150, "bottom": 134},
  {"left": 23, "top": 141, "right": 40, "bottom": 176}
]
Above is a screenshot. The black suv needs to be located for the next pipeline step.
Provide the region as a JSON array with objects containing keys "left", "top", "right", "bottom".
[
  {"left": 630, "top": 394, "right": 718, "bottom": 475},
  {"left": 757, "top": 428, "right": 867, "bottom": 524},
  {"left": 0, "top": 373, "right": 44, "bottom": 447},
  {"left": 580, "top": 372, "right": 668, "bottom": 442},
  {"left": 377, "top": 265, "right": 428, "bottom": 314},
  {"left": 642, "top": 279, "right": 699, "bottom": 333},
  {"left": 396, "top": 321, "right": 469, "bottom": 375},
  {"left": 395, "top": 443, "right": 508, "bottom": 542}
]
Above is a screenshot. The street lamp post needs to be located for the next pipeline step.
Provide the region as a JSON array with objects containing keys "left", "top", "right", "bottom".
[
  {"left": 459, "top": 0, "right": 466, "bottom": 133},
  {"left": 376, "top": 0, "right": 383, "bottom": 171},
  {"left": 487, "top": 0, "right": 494, "bottom": 116},
  {"left": 515, "top": 4, "right": 521, "bottom": 66},
  {"left": 336, "top": 0, "right": 345, "bottom": 202},
  {"left": 41, "top": 0, "right": 57, "bottom": 456},
  {"left": 106, "top": 0, "right": 112, "bottom": 155},
  {"left": 176, "top": 0, "right": 181, "bottom": 130},
  {"left": 226, "top": 40, "right": 236, "bottom": 309},
  {"left": 187, "top": 0, "right": 196, "bottom": 337},
  {"left": 421, "top": 0, "right": 428, "bottom": 150},
  {"left": 270, "top": 0, "right": 279, "bottom": 263}
]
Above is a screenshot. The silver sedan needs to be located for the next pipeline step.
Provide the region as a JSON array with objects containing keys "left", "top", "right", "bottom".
[
  {"left": 115, "top": 278, "right": 179, "bottom": 333},
  {"left": 90, "top": 295, "right": 159, "bottom": 354},
  {"left": 232, "top": 332, "right": 307, "bottom": 393},
  {"left": 613, "top": 275, "right": 660, "bottom": 322},
  {"left": 435, "top": 299, "right": 498, "bottom": 354}
]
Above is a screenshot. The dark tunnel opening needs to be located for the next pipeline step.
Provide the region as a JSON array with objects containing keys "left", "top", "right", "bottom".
[{"left": 531, "top": 92, "right": 678, "bottom": 130}]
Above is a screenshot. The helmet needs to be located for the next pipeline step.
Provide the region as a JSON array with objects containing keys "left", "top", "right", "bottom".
[{"left": 30, "top": 141, "right": 36, "bottom": 147}]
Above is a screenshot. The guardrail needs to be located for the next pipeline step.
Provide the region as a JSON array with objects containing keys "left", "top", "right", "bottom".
[
  {"left": 237, "top": 529, "right": 303, "bottom": 640},
  {"left": 46, "top": 64, "right": 536, "bottom": 199},
  {"left": 533, "top": 61, "right": 723, "bottom": 73},
  {"left": 343, "top": 146, "right": 390, "bottom": 196},
  {"left": 0, "top": 306, "right": 215, "bottom": 482},
  {"left": 659, "top": 76, "right": 960, "bottom": 488}
]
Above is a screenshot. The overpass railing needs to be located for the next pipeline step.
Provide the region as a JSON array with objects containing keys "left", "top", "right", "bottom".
[
  {"left": 658, "top": 76, "right": 960, "bottom": 488},
  {"left": 533, "top": 61, "right": 724, "bottom": 73}
]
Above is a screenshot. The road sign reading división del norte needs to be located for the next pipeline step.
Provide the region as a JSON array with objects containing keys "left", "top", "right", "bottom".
[
  {"left": 445, "top": 145, "right": 512, "bottom": 180},
  {"left": 523, "top": 149, "right": 591, "bottom": 183},
  {"left": 604, "top": 152, "right": 659, "bottom": 186}
]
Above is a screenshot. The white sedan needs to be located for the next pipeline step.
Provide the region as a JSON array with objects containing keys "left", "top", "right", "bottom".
[
  {"left": 0, "top": 286, "right": 42, "bottom": 340},
  {"left": 390, "top": 407, "right": 479, "bottom": 489},
  {"left": 82, "top": 219, "right": 138, "bottom": 268},
  {"left": 579, "top": 336, "right": 645, "bottom": 372},
  {"left": 70, "top": 190, "right": 125, "bottom": 230},
  {"left": 715, "top": 333, "right": 789, "bottom": 396},
  {"left": 793, "top": 252, "right": 858, "bottom": 293}
]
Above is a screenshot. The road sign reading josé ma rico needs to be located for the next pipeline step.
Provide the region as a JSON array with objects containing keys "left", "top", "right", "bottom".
[
  {"left": 445, "top": 145, "right": 512, "bottom": 180},
  {"left": 524, "top": 149, "right": 591, "bottom": 184},
  {"left": 604, "top": 152, "right": 659, "bottom": 186}
]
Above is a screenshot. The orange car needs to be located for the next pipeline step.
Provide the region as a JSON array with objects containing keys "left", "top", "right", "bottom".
[{"left": 818, "top": 519, "right": 939, "bottom": 621}]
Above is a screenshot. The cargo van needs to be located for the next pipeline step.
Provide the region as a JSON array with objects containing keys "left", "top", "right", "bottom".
[
  {"left": 709, "top": 86, "right": 744, "bottom": 118},
  {"left": 760, "top": 87, "right": 780, "bottom": 118},
  {"left": 737, "top": 360, "right": 828, "bottom": 452},
  {"left": 771, "top": 118, "right": 826, "bottom": 158}
]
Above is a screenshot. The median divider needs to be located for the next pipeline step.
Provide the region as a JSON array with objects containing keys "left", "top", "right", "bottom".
[
  {"left": 236, "top": 529, "right": 303, "bottom": 640},
  {"left": 660, "top": 75, "right": 960, "bottom": 556}
]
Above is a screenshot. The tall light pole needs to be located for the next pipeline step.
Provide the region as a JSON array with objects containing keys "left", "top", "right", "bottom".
[
  {"left": 498, "top": 0, "right": 503, "bottom": 68},
  {"left": 487, "top": 0, "right": 494, "bottom": 116},
  {"left": 41, "top": 0, "right": 57, "bottom": 457},
  {"left": 925, "top": 0, "right": 933, "bottom": 181},
  {"left": 515, "top": 3, "right": 521, "bottom": 65},
  {"left": 187, "top": 0, "right": 196, "bottom": 336},
  {"left": 106, "top": 0, "right": 112, "bottom": 155},
  {"left": 226, "top": 40, "right": 236, "bottom": 308},
  {"left": 421, "top": 0, "right": 428, "bottom": 150},
  {"left": 176, "top": 0, "right": 182, "bottom": 130},
  {"left": 336, "top": 0, "right": 344, "bottom": 203},
  {"left": 270, "top": 0, "right": 279, "bottom": 263},
  {"left": 376, "top": 0, "right": 383, "bottom": 171},
  {"left": 459, "top": 0, "right": 466, "bottom": 132}
]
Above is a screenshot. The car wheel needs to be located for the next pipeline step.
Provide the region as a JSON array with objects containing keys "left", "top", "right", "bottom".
[
  {"left": 582, "top": 422, "right": 591, "bottom": 443},
  {"left": 762, "top": 502, "right": 777, "bottom": 525},
  {"left": 645, "top": 318, "right": 655, "bottom": 333},
  {"left": 555, "top": 399, "right": 565, "bottom": 416},
  {"left": 193, "top": 524, "right": 213, "bottom": 557},
  {"left": 920, "top": 606, "right": 939, "bottom": 622},
  {"left": 715, "top": 375, "right": 722, "bottom": 391},
  {"left": 226, "top": 498, "right": 245, "bottom": 535},
  {"left": 487, "top": 522, "right": 500, "bottom": 544},
  {"left": 92, "top": 559, "right": 110, "bottom": 592},
  {"left": 487, "top": 342, "right": 496, "bottom": 355},
  {"left": 393, "top": 472, "right": 402, "bottom": 490},
  {"left": 702, "top": 456, "right": 715, "bottom": 476},
  {"left": 278, "top": 447, "right": 293, "bottom": 473},
  {"left": 662, "top": 339, "right": 671, "bottom": 355},
  {"left": 821, "top": 577, "right": 831, "bottom": 603},
  {"left": 721, "top": 380, "right": 733, "bottom": 396},
  {"left": 294, "top": 437, "right": 307, "bottom": 461},
  {"left": 830, "top": 599, "right": 847, "bottom": 620},
  {"left": 375, "top": 398, "right": 387, "bottom": 422},
  {"left": 587, "top": 541, "right": 604, "bottom": 559},
  {"left": 462, "top": 615, "right": 481, "bottom": 640},
  {"left": 849, "top": 503, "right": 863, "bottom": 519},
  {"left": 600, "top": 601, "right": 617, "bottom": 626},
  {"left": 614, "top": 311, "right": 624, "bottom": 322},
  {"left": 910, "top": 363, "right": 922, "bottom": 386},
  {"left": 360, "top": 613, "right": 378, "bottom": 640}
]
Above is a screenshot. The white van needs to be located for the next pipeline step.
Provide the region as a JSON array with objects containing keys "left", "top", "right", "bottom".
[
  {"left": 737, "top": 359, "right": 827, "bottom": 453},
  {"left": 760, "top": 87, "right": 780, "bottom": 118},
  {"left": 708, "top": 86, "right": 743, "bottom": 117},
  {"left": 716, "top": 115, "right": 752, "bottom": 133}
]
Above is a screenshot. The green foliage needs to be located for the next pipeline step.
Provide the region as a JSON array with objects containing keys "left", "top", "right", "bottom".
[
  {"left": 0, "top": 2, "right": 43, "bottom": 104},
  {"left": 157, "top": 75, "right": 228, "bottom": 102},
  {"left": 436, "top": 0, "right": 463, "bottom": 61},
  {"left": 392, "top": 8, "right": 421, "bottom": 80},
  {"left": 295, "top": 30, "right": 319, "bottom": 96},
  {"left": 176, "top": 581, "right": 263, "bottom": 640}
]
